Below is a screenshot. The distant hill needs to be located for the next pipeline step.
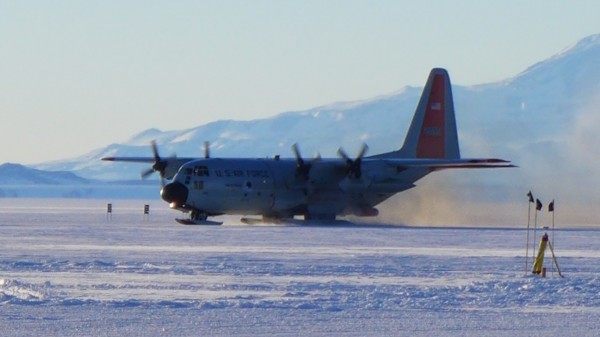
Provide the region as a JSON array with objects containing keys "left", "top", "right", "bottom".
[
  {"left": 0, "top": 163, "right": 157, "bottom": 199},
  {"left": 0, "top": 163, "right": 89, "bottom": 185}
]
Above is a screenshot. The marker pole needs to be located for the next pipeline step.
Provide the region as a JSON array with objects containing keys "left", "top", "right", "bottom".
[{"left": 107, "top": 203, "right": 113, "bottom": 222}]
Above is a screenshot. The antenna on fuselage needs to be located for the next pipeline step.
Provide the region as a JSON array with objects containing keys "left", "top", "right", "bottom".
[{"left": 204, "top": 141, "right": 210, "bottom": 159}]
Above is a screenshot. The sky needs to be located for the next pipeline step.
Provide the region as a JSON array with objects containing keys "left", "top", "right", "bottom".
[{"left": 1, "top": 1, "right": 598, "bottom": 164}]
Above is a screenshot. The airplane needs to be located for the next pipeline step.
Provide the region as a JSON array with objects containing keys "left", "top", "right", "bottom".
[{"left": 102, "top": 68, "right": 514, "bottom": 225}]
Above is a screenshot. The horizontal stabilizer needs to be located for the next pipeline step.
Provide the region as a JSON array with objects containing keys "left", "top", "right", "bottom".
[{"left": 384, "top": 157, "right": 515, "bottom": 171}]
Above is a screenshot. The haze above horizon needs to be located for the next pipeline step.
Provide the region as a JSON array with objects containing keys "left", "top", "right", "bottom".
[{"left": 1, "top": 1, "right": 598, "bottom": 164}]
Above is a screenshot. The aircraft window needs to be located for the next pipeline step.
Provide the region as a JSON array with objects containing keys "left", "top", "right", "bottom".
[
  {"left": 185, "top": 168, "right": 193, "bottom": 175},
  {"left": 194, "top": 166, "right": 210, "bottom": 177},
  {"left": 193, "top": 181, "right": 204, "bottom": 190}
]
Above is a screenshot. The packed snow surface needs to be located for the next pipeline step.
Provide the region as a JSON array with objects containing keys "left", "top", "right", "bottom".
[{"left": 1, "top": 199, "right": 599, "bottom": 336}]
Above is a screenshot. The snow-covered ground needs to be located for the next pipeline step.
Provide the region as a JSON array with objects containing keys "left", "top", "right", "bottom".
[{"left": 1, "top": 199, "right": 599, "bottom": 336}]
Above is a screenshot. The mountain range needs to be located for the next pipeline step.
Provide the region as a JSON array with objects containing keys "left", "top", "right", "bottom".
[
  {"left": 0, "top": 163, "right": 155, "bottom": 198},
  {"left": 4, "top": 34, "right": 600, "bottom": 225}
]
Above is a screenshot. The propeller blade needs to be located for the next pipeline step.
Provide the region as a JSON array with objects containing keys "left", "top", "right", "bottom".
[
  {"left": 141, "top": 167, "right": 155, "bottom": 179},
  {"left": 151, "top": 140, "right": 161, "bottom": 162},
  {"left": 356, "top": 143, "right": 369, "bottom": 160},
  {"left": 337, "top": 147, "right": 351, "bottom": 164},
  {"left": 337, "top": 143, "right": 369, "bottom": 179},
  {"left": 291, "top": 143, "right": 311, "bottom": 181},
  {"left": 292, "top": 143, "right": 305, "bottom": 166},
  {"left": 141, "top": 140, "right": 168, "bottom": 182}
]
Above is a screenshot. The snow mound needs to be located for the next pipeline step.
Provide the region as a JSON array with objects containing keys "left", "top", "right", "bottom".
[{"left": 0, "top": 278, "right": 49, "bottom": 304}]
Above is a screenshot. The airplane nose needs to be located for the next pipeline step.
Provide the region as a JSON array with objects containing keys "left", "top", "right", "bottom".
[{"left": 160, "top": 181, "right": 188, "bottom": 207}]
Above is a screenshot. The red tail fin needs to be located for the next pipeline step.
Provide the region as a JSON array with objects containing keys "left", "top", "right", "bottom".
[
  {"left": 398, "top": 68, "right": 460, "bottom": 159},
  {"left": 416, "top": 72, "right": 447, "bottom": 158}
]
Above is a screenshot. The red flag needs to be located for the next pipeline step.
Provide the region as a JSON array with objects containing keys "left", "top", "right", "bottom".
[
  {"left": 549, "top": 200, "right": 554, "bottom": 212},
  {"left": 536, "top": 199, "right": 542, "bottom": 211}
]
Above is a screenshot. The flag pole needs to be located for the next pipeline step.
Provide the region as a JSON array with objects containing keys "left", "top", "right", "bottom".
[
  {"left": 547, "top": 239, "right": 563, "bottom": 278},
  {"left": 532, "top": 205, "right": 537, "bottom": 261},
  {"left": 549, "top": 200, "right": 555, "bottom": 276},
  {"left": 525, "top": 191, "right": 534, "bottom": 275},
  {"left": 533, "top": 199, "right": 542, "bottom": 261},
  {"left": 550, "top": 200, "right": 555, "bottom": 248}
]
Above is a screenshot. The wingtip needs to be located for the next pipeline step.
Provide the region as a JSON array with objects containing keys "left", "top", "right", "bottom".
[{"left": 468, "top": 158, "right": 512, "bottom": 164}]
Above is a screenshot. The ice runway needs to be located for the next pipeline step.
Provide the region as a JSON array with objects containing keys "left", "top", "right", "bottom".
[{"left": 1, "top": 199, "right": 599, "bottom": 336}]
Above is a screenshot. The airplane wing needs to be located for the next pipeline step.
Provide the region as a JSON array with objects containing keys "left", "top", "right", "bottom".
[
  {"left": 101, "top": 156, "right": 196, "bottom": 180},
  {"left": 101, "top": 140, "right": 202, "bottom": 180},
  {"left": 101, "top": 157, "right": 158, "bottom": 163}
]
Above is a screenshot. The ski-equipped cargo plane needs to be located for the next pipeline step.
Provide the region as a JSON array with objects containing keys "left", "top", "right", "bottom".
[{"left": 103, "top": 68, "right": 513, "bottom": 224}]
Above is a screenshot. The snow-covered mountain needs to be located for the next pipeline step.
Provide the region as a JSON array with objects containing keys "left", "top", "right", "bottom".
[
  {"left": 26, "top": 34, "right": 600, "bottom": 223},
  {"left": 0, "top": 163, "right": 157, "bottom": 198},
  {"left": 38, "top": 34, "right": 599, "bottom": 178},
  {"left": 34, "top": 87, "right": 426, "bottom": 181},
  {"left": 0, "top": 163, "right": 89, "bottom": 186}
]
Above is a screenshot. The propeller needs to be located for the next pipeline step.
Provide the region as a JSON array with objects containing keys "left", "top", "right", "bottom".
[
  {"left": 337, "top": 143, "right": 369, "bottom": 179},
  {"left": 141, "top": 141, "right": 168, "bottom": 186},
  {"left": 292, "top": 143, "right": 322, "bottom": 181}
]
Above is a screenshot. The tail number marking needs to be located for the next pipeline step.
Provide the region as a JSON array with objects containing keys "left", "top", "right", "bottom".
[{"left": 423, "top": 127, "right": 442, "bottom": 136}]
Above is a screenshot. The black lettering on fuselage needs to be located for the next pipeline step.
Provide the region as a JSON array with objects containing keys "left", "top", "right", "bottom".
[
  {"left": 213, "top": 169, "right": 269, "bottom": 179},
  {"left": 247, "top": 170, "right": 269, "bottom": 178}
]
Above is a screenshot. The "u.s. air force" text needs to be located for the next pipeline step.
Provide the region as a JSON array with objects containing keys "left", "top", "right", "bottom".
[{"left": 214, "top": 169, "right": 269, "bottom": 178}]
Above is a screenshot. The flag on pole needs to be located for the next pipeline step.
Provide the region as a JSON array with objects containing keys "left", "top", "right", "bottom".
[
  {"left": 549, "top": 200, "right": 554, "bottom": 212},
  {"left": 527, "top": 191, "right": 534, "bottom": 203},
  {"left": 536, "top": 199, "right": 543, "bottom": 211}
]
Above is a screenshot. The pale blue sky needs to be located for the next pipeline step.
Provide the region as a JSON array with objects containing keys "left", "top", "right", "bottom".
[{"left": 1, "top": 1, "right": 598, "bottom": 164}]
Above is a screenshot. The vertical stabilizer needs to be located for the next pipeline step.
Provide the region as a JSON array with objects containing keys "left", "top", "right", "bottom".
[{"left": 378, "top": 68, "right": 460, "bottom": 159}]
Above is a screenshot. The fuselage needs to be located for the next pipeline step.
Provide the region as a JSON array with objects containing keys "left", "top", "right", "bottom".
[
  {"left": 103, "top": 68, "right": 513, "bottom": 223},
  {"left": 161, "top": 157, "right": 429, "bottom": 220}
]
